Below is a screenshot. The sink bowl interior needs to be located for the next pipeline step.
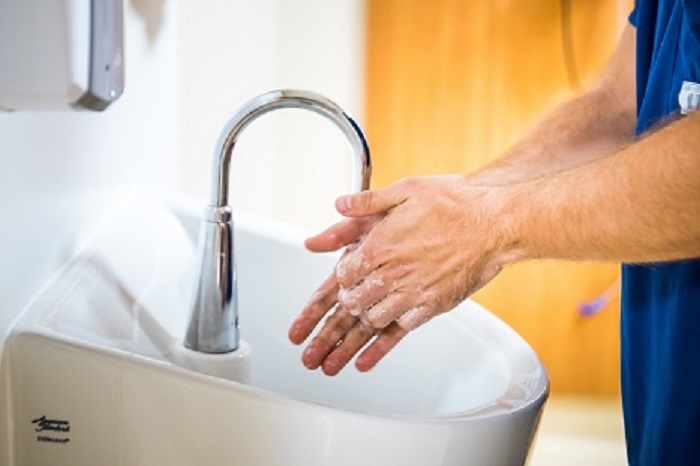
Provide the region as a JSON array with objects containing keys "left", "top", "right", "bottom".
[{"left": 23, "top": 191, "right": 545, "bottom": 419}]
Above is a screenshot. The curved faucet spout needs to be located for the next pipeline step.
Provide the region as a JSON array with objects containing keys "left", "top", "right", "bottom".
[
  {"left": 212, "top": 89, "right": 371, "bottom": 207},
  {"left": 185, "top": 89, "right": 372, "bottom": 354}
]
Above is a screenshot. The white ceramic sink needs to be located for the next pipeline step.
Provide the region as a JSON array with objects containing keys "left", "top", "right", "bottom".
[{"left": 0, "top": 191, "right": 548, "bottom": 466}]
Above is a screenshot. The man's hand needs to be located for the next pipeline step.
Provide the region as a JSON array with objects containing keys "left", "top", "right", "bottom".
[{"left": 288, "top": 175, "right": 522, "bottom": 375}]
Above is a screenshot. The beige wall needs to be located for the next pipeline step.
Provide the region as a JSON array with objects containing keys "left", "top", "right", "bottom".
[{"left": 366, "top": 0, "right": 629, "bottom": 395}]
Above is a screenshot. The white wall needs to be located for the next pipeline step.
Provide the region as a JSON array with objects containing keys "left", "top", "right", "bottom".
[
  {"left": 178, "top": 0, "right": 365, "bottom": 231},
  {"left": 0, "top": 0, "right": 180, "bottom": 343},
  {"left": 0, "top": 0, "right": 365, "bottom": 345}
]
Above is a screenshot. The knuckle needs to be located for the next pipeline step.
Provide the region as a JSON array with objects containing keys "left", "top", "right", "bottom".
[
  {"left": 397, "top": 306, "right": 430, "bottom": 331},
  {"left": 358, "top": 248, "right": 378, "bottom": 269},
  {"left": 324, "top": 306, "right": 351, "bottom": 328},
  {"left": 366, "top": 306, "right": 392, "bottom": 329},
  {"left": 392, "top": 263, "right": 412, "bottom": 280},
  {"left": 310, "top": 331, "right": 336, "bottom": 351},
  {"left": 336, "top": 249, "right": 375, "bottom": 288},
  {"left": 359, "top": 313, "right": 382, "bottom": 332},
  {"left": 397, "top": 176, "right": 421, "bottom": 192},
  {"left": 360, "top": 190, "right": 377, "bottom": 211},
  {"left": 338, "top": 289, "right": 361, "bottom": 316}
]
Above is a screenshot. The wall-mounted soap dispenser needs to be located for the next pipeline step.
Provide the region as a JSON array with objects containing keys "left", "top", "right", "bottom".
[{"left": 0, "top": 0, "right": 124, "bottom": 111}]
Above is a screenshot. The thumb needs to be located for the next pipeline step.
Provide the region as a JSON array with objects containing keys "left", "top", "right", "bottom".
[{"left": 336, "top": 185, "right": 406, "bottom": 217}]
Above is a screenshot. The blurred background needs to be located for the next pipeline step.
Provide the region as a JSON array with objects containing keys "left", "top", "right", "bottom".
[
  {"left": 181, "top": 0, "right": 630, "bottom": 395},
  {"left": 0, "top": 0, "right": 634, "bottom": 463}
]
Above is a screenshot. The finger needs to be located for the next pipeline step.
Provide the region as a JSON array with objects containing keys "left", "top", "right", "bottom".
[
  {"left": 301, "top": 307, "right": 357, "bottom": 370},
  {"left": 355, "top": 306, "right": 433, "bottom": 372},
  {"left": 395, "top": 305, "right": 433, "bottom": 332},
  {"left": 321, "top": 318, "right": 377, "bottom": 376},
  {"left": 355, "top": 322, "right": 409, "bottom": 372},
  {"left": 337, "top": 260, "right": 415, "bottom": 317},
  {"left": 337, "top": 269, "right": 393, "bottom": 317},
  {"left": 363, "top": 289, "right": 422, "bottom": 329},
  {"left": 336, "top": 183, "right": 408, "bottom": 217},
  {"left": 288, "top": 273, "right": 339, "bottom": 345},
  {"left": 334, "top": 246, "right": 378, "bottom": 289},
  {"left": 304, "top": 218, "right": 366, "bottom": 253}
]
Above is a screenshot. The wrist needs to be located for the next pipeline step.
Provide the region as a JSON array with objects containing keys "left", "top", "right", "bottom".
[{"left": 488, "top": 182, "right": 532, "bottom": 266}]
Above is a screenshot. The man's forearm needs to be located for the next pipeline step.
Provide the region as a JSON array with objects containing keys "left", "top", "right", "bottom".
[
  {"left": 504, "top": 110, "right": 700, "bottom": 264},
  {"left": 471, "top": 27, "right": 637, "bottom": 186}
]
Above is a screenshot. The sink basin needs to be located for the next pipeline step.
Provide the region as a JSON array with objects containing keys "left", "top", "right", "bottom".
[{"left": 0, "top": 191, "right": 548, "bottom": 466}]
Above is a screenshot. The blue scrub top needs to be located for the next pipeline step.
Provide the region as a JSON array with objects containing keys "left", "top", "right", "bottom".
[{"left": 623, "top": 1, "right": 700, "bottom": 464}]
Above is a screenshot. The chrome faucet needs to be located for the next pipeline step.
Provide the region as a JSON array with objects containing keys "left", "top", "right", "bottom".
[{"left": 184, "top": 89, "right": 372, "bottom": 354}]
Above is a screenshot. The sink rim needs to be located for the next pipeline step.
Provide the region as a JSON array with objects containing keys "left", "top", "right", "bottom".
[{"left": 6, "top": 321, "right": 548, "bottom": 426}]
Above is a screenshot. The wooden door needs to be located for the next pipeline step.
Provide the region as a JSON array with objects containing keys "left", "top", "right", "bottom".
[{"left": 366, "top": 0, "right": 631, "bottom": 395}]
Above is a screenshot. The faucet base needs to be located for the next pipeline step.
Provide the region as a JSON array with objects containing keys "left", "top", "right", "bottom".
[{"left": 171, "top": 339, "right": 253, "bottom": 384}]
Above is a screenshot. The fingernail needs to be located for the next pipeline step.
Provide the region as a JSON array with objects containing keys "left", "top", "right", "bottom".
[
  {"left": 302, "top": 346, "right": 321, "bottom": 370},
  {"left": 336, "top": 195, "right": 351, "bottom": 214},
  {"left": 303, "top": 360, "right": 319, "bottom": 370},
  {"left": 322, "top": 359, "right": 341, "bottom": 376},
  {"left": 356, "top": 355, "right": 374, "bottom": 372},
  {"left": 288, "top": 326, "right": 303, "bottom": 345}
]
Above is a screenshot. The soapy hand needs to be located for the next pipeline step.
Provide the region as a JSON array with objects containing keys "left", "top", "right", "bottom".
[{"left": 288, "top": 175, "right": 521, "bottom": 375}]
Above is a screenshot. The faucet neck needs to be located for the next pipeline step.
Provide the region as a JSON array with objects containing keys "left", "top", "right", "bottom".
[{"left": 210, "top": 89, "right": 371, "bottom": 207}]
